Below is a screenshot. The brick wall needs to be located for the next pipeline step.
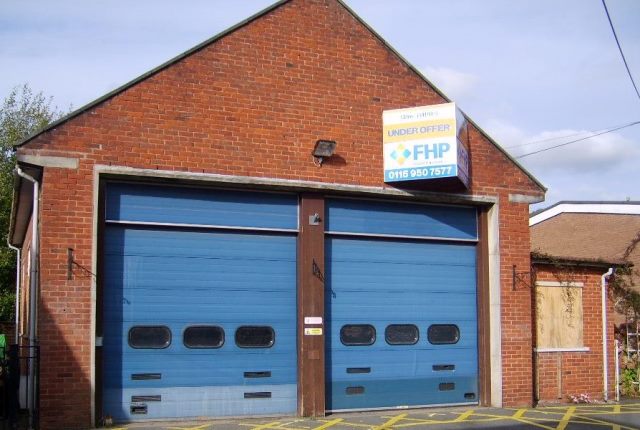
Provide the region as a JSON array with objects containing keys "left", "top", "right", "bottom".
[
  {"left": 500, "top": 201, "right": 536, "bottom": 405},
  {"left": 15, "top": 0, "right": 543, "bottom": 427},
  {"left": 532, "top": 264, "right": 616, "bottom": 403}
]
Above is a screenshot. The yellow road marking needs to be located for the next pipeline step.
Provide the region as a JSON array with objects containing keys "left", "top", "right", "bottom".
[
  {"left": 167, "top": 423, "right": 213, "bottom": 430},
  {"left": 393, "top": 418, "right": 454, "bottom": 427},
  {"left": 372, "top": 413, "right": 408, "bottom": 429},
  {"left": 474, "top": 411, "right": 551, "bottom": 422},
  {"left": 393, "top": 420, "right": 444, "bottom": 427},
  {"left": 571, "top": 412, "right": 638, "bottom": 430},
  {"left": 387, "top": 410, "right": 477, "bottom": 427},
  {"left": 504, "top": 409, "right": 556, "bottom": 430},
  {"left": 311, "top": 418, "right": 343, "bottom": 430},
  {"left": 464, "top": 417, "right": 509, "bottom": 422},
  {"left": 555, "top": 406, "right": 575, "bottom": 430},
  {"left": 534, "top": 410, "right": 567, "bottom": 415},
  {"left": 391, "top": 413, "right": 457, "bottom": 426},
  {"left": 279, "top": 419, "right": 310, "bottom": 428},
  {"left": 453, "top": 409, "right": 474, "bottom": 422},
  {"left": 320, "top": 421, "right": 371, "bottom": 429},
  {"left": 247, "top": 421, "right": 282, "bottom": 430},
  {"left": 127, "top": 403, "right": 640, "bottom": 430},
  {"left": 513, "top": 409, "right": 527, "bottom": 418}
]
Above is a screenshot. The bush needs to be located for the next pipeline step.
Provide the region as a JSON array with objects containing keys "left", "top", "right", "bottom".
[{"left": 0, "top": 290, "right": 15, "bottom": 321}]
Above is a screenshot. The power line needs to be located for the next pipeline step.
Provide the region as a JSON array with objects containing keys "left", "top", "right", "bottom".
[
  {"left": 514, "top": 120, "right": 640, "bottom": 159},
  {"left": 504, "top": 124, "right": 626, "bottom": 149},
  {"left": 602, "top": 0, "right": 640, "bottom": 102}
]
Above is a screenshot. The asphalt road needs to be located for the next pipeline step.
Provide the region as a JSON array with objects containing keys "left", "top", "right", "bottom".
[{"left": 97, "top": 402, "right": 640, "bottom": 430}]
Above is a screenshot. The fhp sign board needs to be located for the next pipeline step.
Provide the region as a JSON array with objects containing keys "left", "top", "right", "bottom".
[{"left": 383, "top": 102, "right": 470, "bottom": 186}]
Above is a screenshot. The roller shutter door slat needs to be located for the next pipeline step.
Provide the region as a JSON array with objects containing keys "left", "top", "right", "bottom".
[
  {"left": 326, "top": 199, "right": 478, "bottom": 411},
  {"left": 102, "top": 185, "right": 297, "bottom": 421},
  {"left": 105, "top": 182, "right": 298, "bottom": 230},
  {"left": 326, "top": 199, "right": 477, "bottom": 240}
]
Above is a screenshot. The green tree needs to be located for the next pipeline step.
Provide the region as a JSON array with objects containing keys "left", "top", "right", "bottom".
[{"left": 0, "top": 84, "right": 66, "bottom": 321}]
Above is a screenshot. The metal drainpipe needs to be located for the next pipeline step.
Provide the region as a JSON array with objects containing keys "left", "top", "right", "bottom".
[
  {"left": 6, "top": 239, "right": 20, "bottom": 344},
  {"left": 602, "top": 267, "right": 614, "bottom": 402},
  {"left": 15, "top": 167, "right": 39, "bottom": 429}
]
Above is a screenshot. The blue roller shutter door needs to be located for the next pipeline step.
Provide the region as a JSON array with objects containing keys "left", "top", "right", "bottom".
[
  {"left": 325, "top": 199, "right": 478, "bottom": 410},
  {"left": 102, "top": 183, "right": 298, "bottom": 421}
]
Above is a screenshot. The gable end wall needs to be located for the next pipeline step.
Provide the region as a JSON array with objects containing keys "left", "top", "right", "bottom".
[{"left": 16, "top": 0, "right": 543, "bottom": 427}]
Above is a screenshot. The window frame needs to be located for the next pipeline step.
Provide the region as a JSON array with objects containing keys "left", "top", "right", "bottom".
[
  {"left": 340, "top": 324, "right": 376, "bottom": 346},
  {"left": 427, "top": 324, "right": 460, "bottom": 345},
  {"left": 128, "top": 325, "right": 172, "bottom": 349},
  {"left": 384, "top": 324, "right": 419, "bottom": 345},
  {"left": 235, "top": 325, "right": 275, "bottom": 349},
  {"left": 183, "top": 325, "right": 225, "bottom": 349}
]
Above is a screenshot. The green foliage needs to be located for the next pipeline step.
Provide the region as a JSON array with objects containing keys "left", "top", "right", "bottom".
[
  {"left": 621, "top": 367, "right": 639, "bottom": 397},
  {"left": 619, "top": 341, "right": 640, "bottom": 397},
  {"left": 0, "top": 84, "right": 66, "bottom": 321},
  {"left": 0, "top": 292, "right": 15, "bottom": 323}
]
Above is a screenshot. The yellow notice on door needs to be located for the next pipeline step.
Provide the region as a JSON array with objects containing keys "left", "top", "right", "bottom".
[{"left": 304, "top": 327, "right": 323, "bottom": 336}]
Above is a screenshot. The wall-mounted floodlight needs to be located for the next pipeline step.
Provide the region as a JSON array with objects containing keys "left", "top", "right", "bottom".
[{"left": 312, "top": 140, "right": 337, "bottom": 166}]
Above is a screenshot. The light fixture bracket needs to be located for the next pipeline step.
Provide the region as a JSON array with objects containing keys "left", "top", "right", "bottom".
[{"left": 312, "top": 140, "right": 337, "bottom": 166}]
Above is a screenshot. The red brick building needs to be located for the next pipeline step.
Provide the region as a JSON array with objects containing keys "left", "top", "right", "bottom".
[
  {"left": 529, "top": 202, "right": 634, "bottom": 403},
  {"left": 530, "top": 262, "right": 616, "bottom": 404},
  {"left": 9, "top": 0, "right": 547, "bottom": 428}
]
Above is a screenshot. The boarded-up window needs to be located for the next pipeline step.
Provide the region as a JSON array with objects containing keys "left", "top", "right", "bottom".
[{"left": 536, "top": 283, "right": 583, "bottom": 349}]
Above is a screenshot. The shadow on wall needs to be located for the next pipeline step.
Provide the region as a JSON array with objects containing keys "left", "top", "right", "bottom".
[{"left": 38, "top": 285, "right": 93, "bottom": 429}]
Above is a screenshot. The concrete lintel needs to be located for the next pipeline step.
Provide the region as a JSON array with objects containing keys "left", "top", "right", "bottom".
[
  {"left": 94, "top": 165, "right": 499, "bottom": 206},
  {"left": 18, "top": 154, "right": 79, "bottom": 169},
  {"left": 509, "top": 193, "right": 545, "bottom": 204}
]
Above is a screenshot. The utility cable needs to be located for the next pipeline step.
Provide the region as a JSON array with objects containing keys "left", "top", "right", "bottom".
[
  {"left": 514, "top": 120, "right": 640, "bottom": 159},
  {"left": 602, "top": 0, "right": 640, "bottom": 102},
  {"left": 504, "top": 122, "right": 633, "bottom": 149}
]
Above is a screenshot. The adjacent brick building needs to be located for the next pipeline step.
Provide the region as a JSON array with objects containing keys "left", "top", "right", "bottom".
[
  {"left": 529, "top": 202, "right": 638, "bottom": 403},
  {"left": 9, "top": 0, "right": 547, "bottom": 428}
]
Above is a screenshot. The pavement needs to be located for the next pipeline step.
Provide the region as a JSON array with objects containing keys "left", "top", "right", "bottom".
[{"left": 100, "top": 403, "right": 640, "bottom": 430}]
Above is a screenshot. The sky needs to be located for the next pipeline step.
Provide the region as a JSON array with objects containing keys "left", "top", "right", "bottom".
[{"left": 1, "top": 0, "right": 639, "bottom": 210}]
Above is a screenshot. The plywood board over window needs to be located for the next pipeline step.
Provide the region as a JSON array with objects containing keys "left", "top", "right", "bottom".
[{"left": 536, "top": 282, "right": 586, "bottom": 351}]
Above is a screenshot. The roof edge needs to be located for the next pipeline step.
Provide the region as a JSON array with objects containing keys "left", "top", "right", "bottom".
[
  {"left": 530, "top": 201, "right": 640, "bottom": 226},
  {"left": 14, "top": 0, "right": 546, "bottom": 195},
  {"left": 531, "top": 255, "right": 625, "bottom": 269},
  {"left": 8, "top": 171, "right": 22, "bottom": 247},
  {"left": 9, "top": 163, "right": 42, "bottom": 247},
  {"left": 335, "top": 0, "right": 546, "bottom": 194},
  {"left": 14, "top": 0, "right": 291, "bottom": 149}
]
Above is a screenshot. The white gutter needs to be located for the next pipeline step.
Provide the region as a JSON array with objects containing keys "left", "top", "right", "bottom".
[
  {"left": 601, "top": 267, "right": 614, "bottom": 401},
  {"left": 6, "top": 239, "right": 20, "bottom": 344},
  {"left": 15, "top": 167, "right": 39, "bottom": 429}
]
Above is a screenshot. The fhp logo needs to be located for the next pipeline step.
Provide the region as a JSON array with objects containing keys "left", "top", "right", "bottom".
[
  {"left": 391, "top": 142, "right": 451, "bottom": 165},
  {"left": 413, "top": 142, "right": 450, "bottom": 160},
  {"left": 390, "top": 144, "right": 411, "bottom": 165}
]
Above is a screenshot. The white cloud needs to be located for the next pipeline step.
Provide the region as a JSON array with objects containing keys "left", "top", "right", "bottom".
[
  {"left": 483, "top": 119, "right": 640, "bottom": 208},
  {"left": 421, "top": 66, "right": 479, "bottom": 100},
  {"left": 485, "top": 120, "right": 640, "bottom": 173}
]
